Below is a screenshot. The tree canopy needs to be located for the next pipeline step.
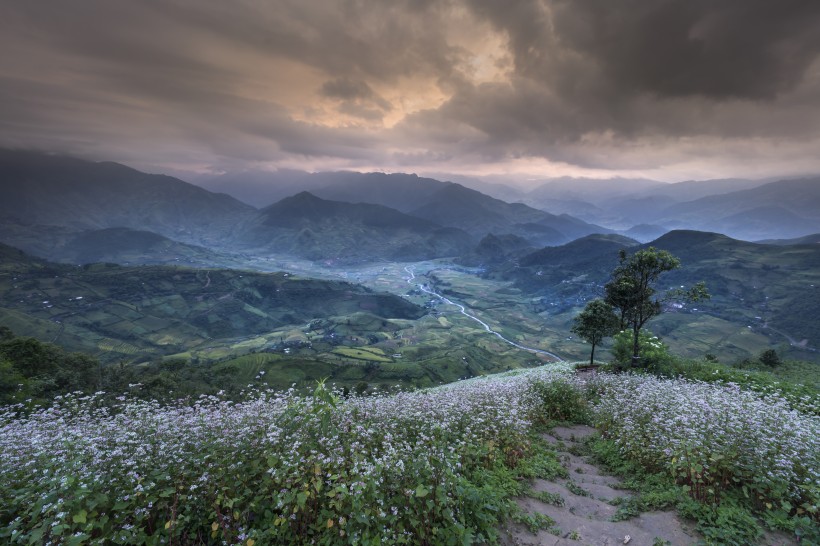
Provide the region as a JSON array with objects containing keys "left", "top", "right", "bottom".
[
  {"left": 571, "top": 299, "right": 619, "bottom": 365},
  {"left": 604, "top": 247, "right": 709, "bottom": 367}
]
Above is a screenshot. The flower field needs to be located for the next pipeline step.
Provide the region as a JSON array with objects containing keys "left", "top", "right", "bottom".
[
  {"left": 1, "top": 364, "right": 818, "bottom": 545},
  {"left": 0, "top": 367, "right": 569, "bottom": 545},
  {"left": 591, "top": 375, "right": 819, "bottom": 520}
]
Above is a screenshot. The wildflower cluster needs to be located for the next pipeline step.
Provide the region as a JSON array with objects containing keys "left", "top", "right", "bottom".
[
  {"left": 591, "top": 374, "right": 819, "bottom": 519},
  {"left": 0, "top": 368, "right": 573, "bottom": 545}
]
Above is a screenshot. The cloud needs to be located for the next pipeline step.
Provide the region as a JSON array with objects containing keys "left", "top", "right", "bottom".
[
  {"left": 1, "top": 0, "right": 820, "bottom": 180},
  {"left": 320, "top": 77, "right": 393, "bottom": 120},
  {"left": 547, "top": 0, "right": 820, "bottom": 100}
]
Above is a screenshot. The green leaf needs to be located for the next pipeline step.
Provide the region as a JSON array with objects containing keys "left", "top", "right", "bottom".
[
  {"left": 297, "top": 491, "right": 308, "bottom": 508},
  {"left": 415, "top": 485, "right": 429, "bottom": 498},
  {"left": 72, "top": 510, "right": 87, "bottom": 524},
  {"left": 67, "top": 534, "right": 90, "bottom": 546}
]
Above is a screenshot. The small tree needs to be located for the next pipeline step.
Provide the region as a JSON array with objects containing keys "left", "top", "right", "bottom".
[
  {"left": 605, "top": 247, "right": 709, "bottom": 367},
  {"left": 571, "top": 299, "right": 619, "bottom": 365},
  {"left": 759, "top": 348, "right": 782, "bottom": 368}
]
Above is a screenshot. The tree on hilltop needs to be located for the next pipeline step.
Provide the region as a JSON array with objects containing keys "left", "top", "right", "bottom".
[
  {"left": 571, "top": 299, "right": 619, "bottom": 365},
  {"left": 604, "top": 247, "right": 709, "bottom": 368}
]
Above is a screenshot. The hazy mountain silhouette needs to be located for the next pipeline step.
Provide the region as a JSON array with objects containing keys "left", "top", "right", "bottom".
[
  {"left": 650, "top": 178, "right": 820, "bottom": 240},
  {"left": 409, "top": 184, "right": 609, "bottom": 245},
  {"left": 310, "top": 172, "right": 446, "bottom": 212},
  {"left": 192, "top": 169, "right": 318, "bottom": 207},
  {"left": 239, "top": 192, "right": 473, "bottom": 263},
  {"left": 0, "top": 149, "right": 254, "bottom": 248},
  {"left": 193, "top": 169, "right": 609, "bottom": 246}
]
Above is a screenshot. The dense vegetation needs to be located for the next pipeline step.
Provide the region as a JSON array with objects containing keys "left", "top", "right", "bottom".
[
  {"left": 2, "top": 357, "right": 817, "bottom": 545},
  {"left": 0, "top": 246, "right": 422, "bottom": 364},
  {"left": 0, "top": 326, "right": 102, "bottom": 406},
  {"left": 494, "top": 230, "right": 820, "bottom": 363}
]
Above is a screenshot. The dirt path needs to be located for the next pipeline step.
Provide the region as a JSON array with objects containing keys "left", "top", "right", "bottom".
[{"left": 499, "top": 424, "right": 701, "bottom": 546}]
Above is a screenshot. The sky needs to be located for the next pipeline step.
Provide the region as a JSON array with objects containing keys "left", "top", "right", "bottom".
[{"left": 2, "top": 0, "right": 820, "bottom": 185}]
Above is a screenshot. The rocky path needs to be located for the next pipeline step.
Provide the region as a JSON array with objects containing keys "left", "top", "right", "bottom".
[{"left": 499, "top": 425, "right": 702, "bottom": 546}]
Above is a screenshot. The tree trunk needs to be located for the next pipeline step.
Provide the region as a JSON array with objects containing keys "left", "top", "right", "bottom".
[
  {"left": 631, "top": 323, "right": 641, "bottom": 367},
  {"left": 590, "top": 342, "right": 596, "bottom": 365}
]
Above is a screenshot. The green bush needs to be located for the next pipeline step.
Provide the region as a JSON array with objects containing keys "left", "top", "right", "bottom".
[
  {"left": 610, "top": 330, "right": 672, "bottom": 371},
  {"left": 526, "top": 377, "right": 588, "bottom": 424}
]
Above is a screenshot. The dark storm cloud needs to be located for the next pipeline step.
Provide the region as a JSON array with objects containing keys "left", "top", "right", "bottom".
[
  {"left": 551, "top": 0, "right": 820, "bottom": 100},
  {"left": 465, "top": 0, "right": 820, "bottom": 100},
  {"left": 391, "top": 0, "right": 820, "bottom": 172},
  {"left": 1, "top": 0, "right": 820, "bottom": 178}
]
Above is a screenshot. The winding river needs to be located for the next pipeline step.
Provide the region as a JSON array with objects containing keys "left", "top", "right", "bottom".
[{"left": 405, "top": 266, "right": 564, "bottom": 361}]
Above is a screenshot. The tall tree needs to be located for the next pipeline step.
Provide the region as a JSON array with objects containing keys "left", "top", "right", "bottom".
[
  {"left": 571, "top": 299, "right": 619, "bottom": 365},
  {"left": 604, "top": 247, "right": 709, "bottom": 367}
]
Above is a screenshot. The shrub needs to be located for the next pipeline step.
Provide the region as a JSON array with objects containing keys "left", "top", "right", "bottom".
[
  {"left": 610, "top": 330, "right": 672, "bottom": 371},
  {"left": 525, "top": 376, "right": 588, "bottom": 425}
]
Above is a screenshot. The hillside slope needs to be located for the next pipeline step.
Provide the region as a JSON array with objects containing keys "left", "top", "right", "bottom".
[
  {"left": 239, "top": 192, "right": 474, "bottom": 262},
  {"left": 0, "top": 149, "right": 255, "bottom": 249},
  {"left": 411, "top": 184, "right": 609, "bottom": 246},
  {"left": 0, "top": 243, "right": 423, "bottom": 362},
  {"left": 496, "top": 230, "right": 820, "bottom": 356}
]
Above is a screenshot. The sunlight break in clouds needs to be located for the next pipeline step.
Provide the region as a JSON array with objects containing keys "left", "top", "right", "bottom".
[{"left": 1, "top": 0, "right": 820, "bottom": 181}]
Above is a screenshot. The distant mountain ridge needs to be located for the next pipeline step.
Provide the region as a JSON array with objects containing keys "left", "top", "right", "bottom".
[
  {"left": 0, "top": 149, "right": 254, "bottom": 248},
  {"left": 408, "top": 183, "right": 608, "bottom": 245},
  {"left": 239, "top": 191, "right": 474, "bottom": 263},
  {"left": 193, "top": 167, "right": 820, "bottom": 243},
  {"left": 520, "top": 174, "right": 820, "bottom": 241},
  {"left": 4, "top": 149, "right": 819, "bottom": 264},
  {"left": 0, "top": 150, "right": 609, "bottom": 264},
  {"left": 193, "top": 168, "right": 611, "bottom": 246},
  {"left": 493, "top": 230, "right": 820, "bottom": 356},
  {"left": 650, "top": 177, "right": 820, "bottom": 240}
]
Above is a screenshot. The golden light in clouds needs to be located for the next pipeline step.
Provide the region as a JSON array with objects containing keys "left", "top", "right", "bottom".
[
  {"left": 286, "top": 8, "right": 514, "bottom": 131},
  {"left": 1, "top": 0, "right": 820, "bottom": 182}
]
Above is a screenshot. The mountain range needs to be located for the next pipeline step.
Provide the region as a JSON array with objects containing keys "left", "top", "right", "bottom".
[
  {"left": 200, "top": 170, "right": 611, "bottom": 246},
  {"left": 2, "top": 149, "right": 820, "bottom": 370},
  {"left": 2, "top": 149, "right": 820, "bottom": 270},
  {"left": 0, "top": 150, "right": 609, "bottom": 264},
  {"left": 195, "top": 166, "right": 820, "bottom": 243},
  {"left": 519, "top": 175, "right": 820, "bottom": 241},
  {"left": 494, "top": 230, "right": 820, "bottom": 357},
  {"left": 0, "top": 149, "right": 254, "bottom": 248},
  {"left": 239, "top": 191, "right": 473, "bottom": 263}
]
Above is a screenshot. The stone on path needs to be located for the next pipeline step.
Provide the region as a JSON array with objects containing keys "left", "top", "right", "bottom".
[{"left": 499, "top": 425, "right": 700, "bottom": 546}]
